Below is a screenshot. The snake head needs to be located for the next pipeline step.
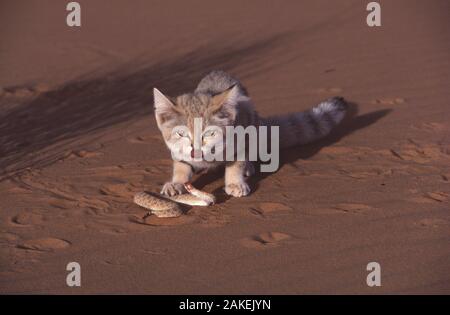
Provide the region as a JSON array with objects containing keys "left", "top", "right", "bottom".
[{"left": 184, "top": 183, "right": 194, "bottom": 192}]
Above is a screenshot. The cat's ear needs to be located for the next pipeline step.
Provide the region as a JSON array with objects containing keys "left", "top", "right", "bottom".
[
  {"left": 211, "top": 85, "right": 241, "bottom": 120},
  {"left": 153, "top": 88, "right": 175, "bottom": 113},
  {"left": 153, "top": 88, "right": 179, "bottom": 128}
]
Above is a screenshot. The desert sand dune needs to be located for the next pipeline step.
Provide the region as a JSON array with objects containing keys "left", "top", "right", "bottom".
[{"left": 0, "top": 0, "right": 449, "bottom": 294}]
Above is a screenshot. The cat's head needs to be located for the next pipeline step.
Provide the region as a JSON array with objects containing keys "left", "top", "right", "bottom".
[{"left": 153, "top": 85, "right": 247, "bottom": 162}]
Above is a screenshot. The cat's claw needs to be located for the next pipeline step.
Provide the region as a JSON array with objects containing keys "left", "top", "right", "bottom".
[
  {"left": 161, "top": 182, "right": 186, "bottom": 196},
  {"left": 225, "top": 182, "right": 250, "bottom": 197}
]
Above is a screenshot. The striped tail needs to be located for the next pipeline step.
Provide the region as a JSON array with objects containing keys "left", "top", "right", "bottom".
[{"left": 262, "top": 97, "right": 348, "bottom": 149}]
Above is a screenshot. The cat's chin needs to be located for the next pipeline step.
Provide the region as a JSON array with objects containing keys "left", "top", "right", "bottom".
[{"left": 183, "top": 159, "right": 224, "bottom": 173}]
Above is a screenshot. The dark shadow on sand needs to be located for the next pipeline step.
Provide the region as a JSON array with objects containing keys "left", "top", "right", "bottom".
[{"left": 0, "top": 34, "right": 297, "bottom": 178}]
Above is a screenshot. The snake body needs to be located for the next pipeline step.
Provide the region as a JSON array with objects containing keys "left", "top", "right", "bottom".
[{"left": 134, "top": 184, "right": 215, "bottom": 218}]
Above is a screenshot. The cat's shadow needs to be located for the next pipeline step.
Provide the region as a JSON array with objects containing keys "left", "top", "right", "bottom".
[{"left": 191, "top": 102, "right": 391, "bottom": 203}]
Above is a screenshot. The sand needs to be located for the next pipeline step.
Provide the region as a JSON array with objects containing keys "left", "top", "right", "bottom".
[{"left": 0, "top": 0, "right": 449, "bottom": 294}]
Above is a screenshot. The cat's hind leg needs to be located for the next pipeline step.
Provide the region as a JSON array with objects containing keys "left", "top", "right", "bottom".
[{"left": 244, "top": 161, "right": 255, "bottom": 177}]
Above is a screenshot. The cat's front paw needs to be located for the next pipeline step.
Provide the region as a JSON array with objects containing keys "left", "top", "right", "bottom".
[
  {"left": 161, "top": 182, "right": 187, "bottom": 196},
  {"left": 225, "top": 182, "right": 250, "bottom": 197}
]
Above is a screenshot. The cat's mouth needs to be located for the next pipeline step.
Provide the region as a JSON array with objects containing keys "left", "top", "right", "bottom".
[
  {"left": 190, "top": 147, "right": 217, "bottom": 160},
  {"left": 191, "top": 149, "right": 203, "bottom": 159}
]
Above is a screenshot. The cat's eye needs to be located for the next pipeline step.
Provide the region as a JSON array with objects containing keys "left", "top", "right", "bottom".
[
  {"left": 203, "top": 130, "right": 216, "bottom": 138},
  {"left": 175, "top": 130, "right": 187, "bottom": 137}
]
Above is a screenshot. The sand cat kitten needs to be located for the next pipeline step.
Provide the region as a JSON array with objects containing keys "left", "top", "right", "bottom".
[{"left": 153, "top": 70, "right": 347, "bottom": 197}]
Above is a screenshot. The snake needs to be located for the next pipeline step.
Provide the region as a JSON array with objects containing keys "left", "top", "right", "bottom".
[{"left": 133, "top": 183, "right": 216, "bottom": 218}]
